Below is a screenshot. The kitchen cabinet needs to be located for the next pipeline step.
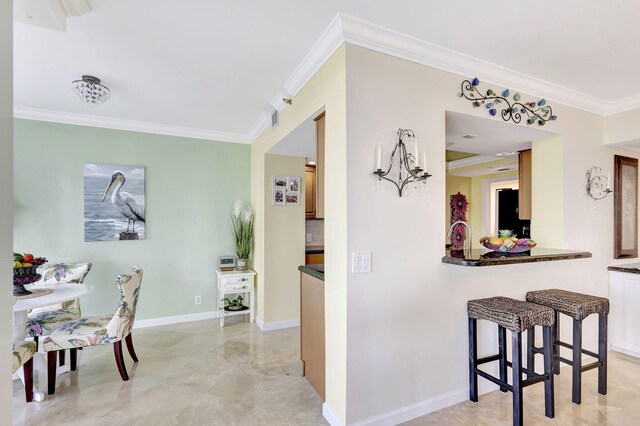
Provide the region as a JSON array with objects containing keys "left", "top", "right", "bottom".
[
  {"left": 305, "top": 253, "right": 324, "bottom": 265},
  {"left": 305, "top": 165, "right": 316, "bottom": 219},
  {"left": 299, "top": 266, "right": 325, "bottom": 399},
  {"left": 518, "top": 149, "right": 532, "bottom": 220},
  {"left": 608, "top": 267, "right": 640, "bottom": 358},
  {"left": 314, "top": 113, "right": 325, "bottom": 219}
]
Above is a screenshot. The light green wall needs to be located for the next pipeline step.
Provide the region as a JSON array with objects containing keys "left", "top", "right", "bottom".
[{"left": 13, "top": 119, "right": 250, "bottom": 320}]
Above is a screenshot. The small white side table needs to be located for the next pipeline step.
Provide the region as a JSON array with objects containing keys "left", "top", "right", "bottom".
[{"left": 216, "top": 269, "right": 256, "bottom": 327}]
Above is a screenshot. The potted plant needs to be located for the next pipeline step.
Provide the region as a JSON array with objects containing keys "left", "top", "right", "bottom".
[{"left": 231, "top": 201, "right": 254, "bottom": 271}]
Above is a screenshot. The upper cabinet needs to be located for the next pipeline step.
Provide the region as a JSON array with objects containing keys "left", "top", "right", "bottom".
[
  {"left": 314, "top": 113, "right": 325, "bottom": 219},
  {"left": 518, "top": 149, "right": 532, "bottom": 220},
  {"left": 305, "top": 165, "right": 316, "bottom": 219}
]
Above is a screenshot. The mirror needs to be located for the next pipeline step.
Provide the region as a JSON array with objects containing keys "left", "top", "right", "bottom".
[{"left": 445, "top": 111, "right": 557, "bottom": 249}]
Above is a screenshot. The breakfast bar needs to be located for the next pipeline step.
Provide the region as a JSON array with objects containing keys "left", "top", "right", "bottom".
[{"left": 442, "top": 248, "right": 592, "bottom": 267}]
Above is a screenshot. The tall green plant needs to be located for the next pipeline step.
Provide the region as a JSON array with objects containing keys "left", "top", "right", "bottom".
[{"left": 231, "top": 201, "right": 254, "bottom": 259}]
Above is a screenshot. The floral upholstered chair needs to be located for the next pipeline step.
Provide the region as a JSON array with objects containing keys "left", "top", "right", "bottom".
[
  {"left": 13, "top": 341, "right": 37, "bottom": 402},
  {"left": 26, "top": 262, "right": 92, "bottom": 339},
  {"left": 41, "top": 266, "right": 143, "bottom": 395}
]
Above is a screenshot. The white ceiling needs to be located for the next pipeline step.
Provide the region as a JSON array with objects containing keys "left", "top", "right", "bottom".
[{"left": 14, "top": 0, "right": 640, "bottom": 143}]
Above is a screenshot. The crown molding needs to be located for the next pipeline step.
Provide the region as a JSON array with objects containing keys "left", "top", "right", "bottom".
[
  {"left": 246, "top": 112, "right": 269, "bottom": 142},
  {"left": 447, "top": 155, "right": 501, "bottom": 170},
  {"left": 14, "top": 106, "right": 250, "bottom": 143},
  {"left": 603, "top": 94, "right": 640, "bottom": 116}
]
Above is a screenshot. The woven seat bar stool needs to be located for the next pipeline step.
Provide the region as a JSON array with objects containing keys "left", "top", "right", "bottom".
[
  {"left": 525, "top": 289, "right": 609, "bottom": 405},
  {"left": 468, "top": 296, "right": 555, "bottom": 426}
]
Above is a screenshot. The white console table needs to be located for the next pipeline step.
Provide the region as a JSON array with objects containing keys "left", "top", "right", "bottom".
[{"left": 216, "top": 269, "right": 255, "bottom": 327}]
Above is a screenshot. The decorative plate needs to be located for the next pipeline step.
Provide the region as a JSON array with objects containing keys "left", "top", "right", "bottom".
[{"left": 481, "top": 242, "right": 536, "bottom": 253}]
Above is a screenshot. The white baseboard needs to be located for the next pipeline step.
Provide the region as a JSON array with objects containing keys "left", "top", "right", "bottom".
[
  {"left": 255, "top": 316, "right": 300, "bottom": 331},
  {"left": 322, "top": 402, "right": 344, "bottom": 426},
  {"left": 133, "top": 311, "right": 218, "bottom": 329},
  {"left": 350, "top": 388, "right": 467, "bottom": 426},
  {"left": 611, "top": 344, "right": 640, "bottom": 359}
]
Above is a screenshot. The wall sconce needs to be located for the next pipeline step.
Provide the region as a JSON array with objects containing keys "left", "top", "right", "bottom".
[
  {"left": 373, "top": 128, "right": 432, "bottom": 197},
  {"left": 586, "top": 166, "right": 612, "bottom": 200}
]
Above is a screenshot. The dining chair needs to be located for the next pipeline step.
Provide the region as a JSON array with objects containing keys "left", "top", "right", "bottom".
[
  {"left": 13, "top": 341, "right": 37, "bottom": 402},
  {"left": 40, "top": 266, "right": 143, "bottom": 395}
]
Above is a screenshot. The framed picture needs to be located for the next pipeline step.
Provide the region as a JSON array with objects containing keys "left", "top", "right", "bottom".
[
  {"left": 273, "top": 188, "right": 285, "bottom": 205},
  {"left": 273, "top": 176, "right": 287, "bottom": 189},
  {"left": 287, "top": 176, "right": 301, "bottom": 193},
  {"left": 218, "top": 256, "right": 237, "bottom": 271},
  {"left": 286, "top": 192, "right": 300, "bottom": 205},
  {"left": 614, "top": 155, "right": 638, "bottom": 259},
  {"left": 84, "top": 163, "right": 146, "bottom": 242}
]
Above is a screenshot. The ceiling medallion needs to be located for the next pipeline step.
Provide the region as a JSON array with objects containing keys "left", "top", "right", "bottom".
[
  {"left": 72, "top": 75, "right": 111, "bottom": 106},
  {"left": 458, "top": 77, "right": 557, "bottom": 126}
]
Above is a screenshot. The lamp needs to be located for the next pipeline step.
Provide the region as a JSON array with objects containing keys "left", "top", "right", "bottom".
[
  {"left": 373, "top": 128, "right": 432, "bottom": 197},
  {"left": 72, "top": 75, "right": 111, "bottom": 106},
  {"left": 586, "top": 166, "right": 612, "bottom": 200}
]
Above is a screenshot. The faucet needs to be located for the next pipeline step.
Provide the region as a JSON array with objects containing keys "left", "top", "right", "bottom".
[{"left": 448, "top": 220, "right": 472, "bottom": 250}]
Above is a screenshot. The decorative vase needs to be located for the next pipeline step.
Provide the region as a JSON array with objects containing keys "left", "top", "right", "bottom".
[{"left": 236, "top": 258, "right": 248, "bottom": 271}]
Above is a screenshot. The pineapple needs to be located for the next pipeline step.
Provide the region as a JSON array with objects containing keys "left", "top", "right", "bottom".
[{"left": 498, "top": 230, "right": 516, "bottom": 250}]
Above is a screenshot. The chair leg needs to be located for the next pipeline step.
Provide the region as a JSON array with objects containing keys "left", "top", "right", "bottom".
[
  {"left": 598, "top": 313, "right": 608, "bottom": 395},
  {"left": 23, "top": 358, "right": 33, "bottom": 403},
  {"left": 543, "top": 325, "right": 555, "bottom": 419},
  {"left": 553, "top": 311, "right": 560, "bottom": 374},
  {"left": 125, "top": 333, "right": 139, "bottom": 362},
  {"left": 572, "top": 318, "right": 583, "bottom": 404},
  {"left": 468, "top": 317, "right": 478, "bottom": 402},
  {"left": 498, "top": 325, "right": 508, "bottom": 392},
  {"left": 526, "top": 327, "right": 535, "bottom": 378},
  {"left": 113, "top": 340, "right": 129, "bottom": 381},
  {"left": 70, "top": 348, "right": 78, "bottom": 371},
  {"left": 59, "top": 350, "right": 66, "bottom": 366},
  {"left": 47, "top": 351, "right": 57, "bottom": 395},
  {"left": 512, "top": 331, "right": 524, "bottom": 426}
]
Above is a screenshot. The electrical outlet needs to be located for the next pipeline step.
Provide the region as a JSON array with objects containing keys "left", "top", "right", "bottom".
[
  {"left": 306, "top": 233, "right": 312, "bottom": 242},
  {"left": 195, "top": 295, "right": 202, "bottom": 305},
  {"left": 352, "top": 251, "right": 372, "bottom": 273}
]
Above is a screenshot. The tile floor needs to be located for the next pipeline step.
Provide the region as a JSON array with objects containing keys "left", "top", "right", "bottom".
[
  {"left": 13, "top": 318, "right": 640, "bottom": 426},
  {"left": 13, "top": 317, "right": 326, "bottom": 426}
]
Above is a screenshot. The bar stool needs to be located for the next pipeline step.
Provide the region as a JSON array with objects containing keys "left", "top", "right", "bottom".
[
  {"left": 468, "top": 296, "right": 555, "bottom": 426},
  {"left": 525, "top": 289, "right": 609, "bottom": 405}
]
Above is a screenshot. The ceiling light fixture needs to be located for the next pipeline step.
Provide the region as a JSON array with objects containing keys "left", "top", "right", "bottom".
[
  {"left": 72, "top": 75, "right": 111, "bottom": 106},
  {"left": 495, "top": 151, "right": 516, "bottom": 157}
]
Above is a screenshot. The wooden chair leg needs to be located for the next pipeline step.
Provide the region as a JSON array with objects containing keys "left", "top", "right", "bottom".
[
  {"left": 125, "top": 333, "right": 139, "bottom": 362},
  {"left": 512, "top": 331, "right": 524, "bottom": 426},
  {"left": 114, "top": 340, "right": 129, "bottom": 381},
  {"left": 553, "top": 311, "right": 560, "bottom": 374},
  {"left": 468, "top": 317, "right": 478, "bottom": 402},
  {"left": 598, "top": 314, "right": 608, "bottom": 395},
  {"left": 59, "top": 350, "right": 66, "bottom": 366},
  {"left": 47, "top": 351, "right": 57, "bottom": 395},
  {"left": 23, "top": 358, "right": 33, "bottom": 403},
  {"left": 70, "top": 348, "right": 78, "bottom": 371},
  {"left": 572, "top": 318, "right": 583, "bottom": 405}
]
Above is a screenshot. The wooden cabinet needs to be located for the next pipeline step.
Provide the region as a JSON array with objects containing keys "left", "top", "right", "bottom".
[
  {"left": 300, "top": 271, "right": 325, "bottom": 399},
  {"left": 305, "top": 165, "right": 316, "bottom": 219},
  {"left": 305, "top": 253, "right": 324, "bottom": 265},
  {"left": 518, "top": 149, "right": 532, "bottom": 220},
  {"left": 609, "top": 270, "right": 640, "bottom": 358},
  {"left": 314, "top": 113, "right": 325, "bottom": 219}
]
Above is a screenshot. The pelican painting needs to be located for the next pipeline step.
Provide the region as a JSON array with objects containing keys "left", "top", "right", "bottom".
[{"left": 84, "top": 163, "right": 146, "bottom": 241}]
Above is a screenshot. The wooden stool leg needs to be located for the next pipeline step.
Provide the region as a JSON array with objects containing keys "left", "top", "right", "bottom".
[
  {"left": 468, "top": 317, "right": 478, "bottom": 402},
  {"left": 498, "top": 325, "right": 508, "bottom": 392},
  {"left": 526, "top": 327, "right": 535, "bottom": 378},
  {"left": 598, "top": 313, "right": 608, "bottom": 395},
  {"left": 70, "top": 348, "right": 78, "bottom": 371},
  {"left": 113, "top": 340, "right": 129, "bottom": 381},
  {"left": 572, "top": 318, "right": 582, "bottom": 404},
  {"left": 47, "top": 351, "right": 57, "bottom": 395},
  {"left": 23, "top": 358, "right": 33, "bottom": 403},
  {"left": 512, "top": 331, "right": 524, "bottom": 426},
  {"left": 59, "top": 350, "right": 66, "bottom": 366},
  {"left": 553, "top": 311, "right": 560, "bottom": 374},
  {"left": 543, "top": 325, "right": 555, "bottom": 418}
]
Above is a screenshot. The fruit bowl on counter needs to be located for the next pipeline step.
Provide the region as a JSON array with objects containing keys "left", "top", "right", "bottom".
[{"left": 479, "top": 230, "right": 536, "bottom": 253}]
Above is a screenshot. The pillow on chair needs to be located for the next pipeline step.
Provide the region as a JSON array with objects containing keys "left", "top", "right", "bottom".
[{"left": 41, "top": 263, "right": 92, "bottom": 284}]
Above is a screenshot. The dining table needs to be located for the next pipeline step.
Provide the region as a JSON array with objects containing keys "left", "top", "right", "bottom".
[{"left": 13, "top": 283, "right": 93, "bottom": 401}]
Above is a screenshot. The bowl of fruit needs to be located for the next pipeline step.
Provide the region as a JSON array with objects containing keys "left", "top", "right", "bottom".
[
  {"left": 479, "top": 230, "right": 536, "bottom": 253},
  {"left": 13, "top": 253, "right": 47, "bottom": 296}
]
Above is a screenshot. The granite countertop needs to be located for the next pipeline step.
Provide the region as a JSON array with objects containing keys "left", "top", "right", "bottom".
[
  {"left": 608, "top": 262, "right": 640, "bottom": 274},
  {"left": 299, "top": 264, "right": 324, "bottom": 281},
  {"left": 305, "top": 246, "right": 324, "bottom": 254},
  {"left": 442, "top": 248, "right": 592, "bottom": 267}
]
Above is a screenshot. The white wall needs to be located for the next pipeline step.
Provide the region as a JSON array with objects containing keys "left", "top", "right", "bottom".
[
  {"left": 0, "top": 0, "right": 12, "bottom": 420},
  {"left": 344, "top": 44, "right": 640, "bottom": 424}
]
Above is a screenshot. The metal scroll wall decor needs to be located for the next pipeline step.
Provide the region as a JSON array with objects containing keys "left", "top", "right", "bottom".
[{"left": 459, "top": 78, "right": 557, "bottom": 126}]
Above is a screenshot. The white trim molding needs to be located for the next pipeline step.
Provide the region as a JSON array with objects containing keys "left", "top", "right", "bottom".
[
  {"left": 322, "top": 403, "right": 345, "bottom": 426},
  {"left": 14, "top": 106, "right": 250, "bottom": 144},
  {"left": 255, "top": 316, "right": 300, "bottom": 332},
  {"left": 133, "top": 311, "right": 218, "bottom": 329}
]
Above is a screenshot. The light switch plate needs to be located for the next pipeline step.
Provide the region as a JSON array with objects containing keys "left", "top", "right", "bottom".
[
  {"left": 352, "top": 251, "right": 372, "bottom": 273},
  {"left": 306, "top": 233, "right": 312, "bottom": 242}
]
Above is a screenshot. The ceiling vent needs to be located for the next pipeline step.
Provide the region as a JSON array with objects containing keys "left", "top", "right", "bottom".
[{"left": 496, "top": 168, "right": 512, "bottom": 172}]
